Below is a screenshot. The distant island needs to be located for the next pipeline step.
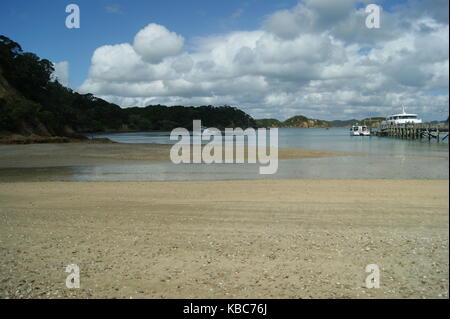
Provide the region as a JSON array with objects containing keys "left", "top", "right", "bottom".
[
  {"left": 256, "top": 116, "right": 330, "bottom": 128},
  {"left": 255, "top": 116, "right": 386, "bottom": 128}
]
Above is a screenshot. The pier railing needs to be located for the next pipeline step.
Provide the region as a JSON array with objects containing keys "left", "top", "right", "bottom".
[{"left": 375, "top": 123, "right": 449, "bottom": 142}]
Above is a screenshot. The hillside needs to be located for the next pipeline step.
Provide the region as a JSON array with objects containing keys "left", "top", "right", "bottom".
[
  {"left": 283, "top": 115, "right": 331, "bottom": 128},
  {"left": 256, "top": 115, "right": 331, "bottom": 128},
  {"left": 328, "top": 117, "right": 385, "bottom": 127},
  {"left": 256, "top": 116, "right": 386, "bottom": 128},
  {"left": 254, "top": 118, "right": 283, "bottom": 128},
  {"left": 0, "top": 35, "right": 256, "bottom": 143}
]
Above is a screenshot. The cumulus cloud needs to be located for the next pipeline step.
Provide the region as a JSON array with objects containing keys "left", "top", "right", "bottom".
[
  {"left": 133, "top": 23, "right": 184, "bottom": 64},
  {"left": 78, "top": 2, "right": 449, "bottom": 121},
  {"left": 52, "top": 61, "right": 70, "bottom": 87}
]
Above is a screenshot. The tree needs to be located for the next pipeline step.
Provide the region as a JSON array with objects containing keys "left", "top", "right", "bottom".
[
  {"left": 0, "top": 35, "right": 23, "bottom": 74},
  {"left": 0, "top": 35, "right": 257, "bottom": 136}
]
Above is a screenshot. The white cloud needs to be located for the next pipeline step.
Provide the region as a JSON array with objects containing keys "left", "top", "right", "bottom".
[
  {"left": 52, "top": 61, "right": 70, "bottom": 87},
  {"left": 133, "top": 23, "right": 184, "bottom": 64},
  {"left": 264, "top": 5, "right": 315, "bottom": 39},
  {"left": 78, "top": 2, "right": 449, "bottom": 121}
]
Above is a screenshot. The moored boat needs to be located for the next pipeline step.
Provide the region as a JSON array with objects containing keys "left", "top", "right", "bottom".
[
  {"left": 381, "top": 106, "right": 423, "bottom": 126},
  {"left": 350, "top": 125, "right": 370, "bottom": 136}
]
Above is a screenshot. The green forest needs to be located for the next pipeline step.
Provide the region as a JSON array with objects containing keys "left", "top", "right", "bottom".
[
  {"left": 256, "top": 116, "right": 331, "bottom": 128},
  {"left": 0, "top": 35, "right": 256, "bottom": 137}
]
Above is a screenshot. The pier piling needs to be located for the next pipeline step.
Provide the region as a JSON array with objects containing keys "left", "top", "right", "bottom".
[{"left": 376, "top": 123, "right": 449, "bottom": 142}]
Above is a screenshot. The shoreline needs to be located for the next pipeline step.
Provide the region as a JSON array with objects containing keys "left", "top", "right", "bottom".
[
  {"left": 1, "top": 142, "right": 447, "bottom": 181},
  {"left": 0, "top": 134, "right": 116, "bottom": 145},
  {"left": 0, "top": 127, "right": 352, "bottom": 143},
  {"left": 0, "top": 143, "right": 355, "bottom": 169}
]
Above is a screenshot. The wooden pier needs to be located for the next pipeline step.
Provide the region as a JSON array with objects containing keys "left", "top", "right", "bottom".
[{"left": 375, "top": 123, "right": 449, "bottom": 142}]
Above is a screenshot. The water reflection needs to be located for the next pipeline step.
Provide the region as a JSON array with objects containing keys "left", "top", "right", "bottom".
[{"left": 1, "top": 128, "right": 447, "bottom": 182}]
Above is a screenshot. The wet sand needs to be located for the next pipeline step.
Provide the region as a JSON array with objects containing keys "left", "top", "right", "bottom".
[
  {"left": 0, "top": 143, "right": 352, "bottom": 168},
  {"left": 0, "top": 180, "right": 448, "bottom": 299}
]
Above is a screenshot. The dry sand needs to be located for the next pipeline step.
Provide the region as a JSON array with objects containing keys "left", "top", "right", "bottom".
[{"left": 0, "top": 180, "right": 448, "bottom": 299}]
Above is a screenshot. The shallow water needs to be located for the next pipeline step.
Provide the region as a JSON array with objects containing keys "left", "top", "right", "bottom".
[
  {"left": 60, "top": 157, "right": 450, "bottom": 181},
  {"left": 0, "top": 128, "right": 447, "bottom": 181},
  {"left": 93, "top": 128, "right": 448, "bottom": 156},
  {"left": 82, "top": 128, "right": 450, "bottom": 180}
]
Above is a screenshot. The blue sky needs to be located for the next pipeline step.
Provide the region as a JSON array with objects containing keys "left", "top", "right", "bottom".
[
  {"left": 1, "top": 0, "right": 301, "bottom": 87},
  {"left": 0, "top": 0, "right": 448, "bottom": 121},
  {"left": 0, "top": 0, "right": 408, "bottom": 89}
]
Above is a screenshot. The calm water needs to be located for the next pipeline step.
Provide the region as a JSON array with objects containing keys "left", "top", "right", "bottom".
[
  {"left": 81, "top": 128, "right": 448, "bottom": 181},
  {"left": 1, "top": 128, "right": 447, "bottom": 182},
  {"left": 92, "top": 128, "right": 448, "bottom": 156}
]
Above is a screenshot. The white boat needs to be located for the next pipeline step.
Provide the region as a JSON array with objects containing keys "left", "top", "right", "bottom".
[
  {"left": 381, "top": 106, "right": 422, "bottom": 126},
  {"left": 350, "top": 125, "right": 370, "bottom": 136}
]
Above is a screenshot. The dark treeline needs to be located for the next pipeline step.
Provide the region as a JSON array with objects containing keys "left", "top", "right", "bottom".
[{"left": 0, "top": 35, "right": 256, "bottom": 137}]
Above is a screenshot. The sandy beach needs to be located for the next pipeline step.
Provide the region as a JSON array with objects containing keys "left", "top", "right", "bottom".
[{"left": 0, "top": 179, "right": 448, "bottom": 299}]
